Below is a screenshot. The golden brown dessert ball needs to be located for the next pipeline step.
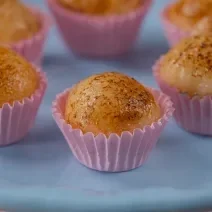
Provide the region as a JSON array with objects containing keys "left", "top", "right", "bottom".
[
  {"left": 160, "top": 35, "right": 212, "bottom": 97},
  {"left": 58, "top": 0, "right": 103, "bottom": 14},
  {"left": 106, "top": 0, "right": 142, "bottom": 15},
  {"left": 0, "top": 46, "right": 38, "bottom": 107},
  {"left": 65, "top": 72, "right": 161, "bottom": 136},
  {"left": 167, "top": 0, "right": 212, "bottom": 31},
  {"left": 191, "top": 16, "right": 212, "bottom": 36},
  {"left": 0, "top": 0, "right": 40, "bottom": 43},
  {"left": 58, "top": 0, "right": 142, "bottom": 16}
]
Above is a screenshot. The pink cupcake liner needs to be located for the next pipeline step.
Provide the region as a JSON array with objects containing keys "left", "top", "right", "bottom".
[
  {"left": 52, "top": 87, "right": 174, "bottom": 172},
  {"left": 7, "top": 7, "right": 52, "bottom": 66},
  {"left": 0, "top": 69, "right": 47, "bottom": 146},
  {"left": 47, "top": 0, "right": 153, "bottom": 57},
  {"left": 153, "top": 58, "right": 212, "bottom": 136},
  {"left": 161, "top": 4, "right": 191, "bottom": 47}
]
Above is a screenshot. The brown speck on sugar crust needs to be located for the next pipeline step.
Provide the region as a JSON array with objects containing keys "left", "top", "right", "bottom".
[
  {"left": 0, "top": 46, "right": 38, "bottom": 107},
  {"left": 65, "top": 72, "right": 161, "bottom": 136},
  {"left": 162, "top": 35, "right": 212, "bottom": 78},
  {"left": 160, "top": 35, "right": 212, "bottom": 96}
]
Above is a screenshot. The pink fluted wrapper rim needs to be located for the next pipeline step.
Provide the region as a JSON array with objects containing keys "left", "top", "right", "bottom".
[
  {"left": 47, "top": 0, "right": 153, "bottom": 57},
  {"left": 6, "top": 7, "right": 52, "bottom": 65},
  {"left": 52, "top": 87, "right": 174, "bottom": 172},
  {"left": 153, "top": 57, "right": 212, "bottom": 135},
  {"left": 161, "top": 3, "right": 191, "bottom": 47},
  {"left": 0, "top": 68, "right": 47, "bottom": 146}
]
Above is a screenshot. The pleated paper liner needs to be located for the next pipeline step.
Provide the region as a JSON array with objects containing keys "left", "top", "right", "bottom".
[
  {"left": 47, "top": 0, "right": 153, "bottom": 57},
  {"left": 52, "top": 87, "right": 174, "bottom": 172},
  {"left": 0, "top": 69, "right": 47, "bottom": 146},
  {"left": 153, "top": 57, "right": 212, "bottom": 135}
]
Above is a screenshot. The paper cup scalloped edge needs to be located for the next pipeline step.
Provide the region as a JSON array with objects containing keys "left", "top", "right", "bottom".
[
  {"left": 0, "top": 69, "right": 47, "bottom": 146},
  {"left": 47, "top": 0, "right": 153, "bottom": 57},
  {"left": 52, "top": 87, "right": 174, "bottom": 172},
  {"left": 153, "top": 57, "right": 212, "bottom": 135}
]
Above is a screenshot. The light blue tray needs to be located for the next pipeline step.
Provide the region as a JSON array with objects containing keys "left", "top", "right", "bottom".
[{"left": 1, "top": 0, "right": 212, "bottom": 211}]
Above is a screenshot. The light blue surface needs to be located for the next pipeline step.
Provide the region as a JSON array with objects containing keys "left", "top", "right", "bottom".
[{"left": 1, "top": 0, "right": 212, "bottom": 211}]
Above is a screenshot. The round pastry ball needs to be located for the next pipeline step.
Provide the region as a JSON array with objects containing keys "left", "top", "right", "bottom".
[
  {"left": 192, "top": 16, "right": 212, "bottom": 36},
  {"left": 58, "top": 0, "right": 101, "bottom": 14},
  {"left": 58, "top": 0, "right": 142, "bottom": 16},
  {"left": 0, "top": 0, "right": 40, "bottom": 43},
  {"left": 104, "top": 0, "right": 142, "bottom": 15},
  {"left": 160, "top": 35, "right": 212, "bottom": 97},
  {"left": 0, "top": 46, "right": 38, "bottom": 107},
  {"left": 167, "top": 0, "right": 212, "bottom": 31},
  {"left": 65, "top": 72, "right": 161, "bottom": 136}
]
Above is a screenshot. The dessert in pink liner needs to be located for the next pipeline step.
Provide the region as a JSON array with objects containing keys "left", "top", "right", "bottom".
[
  {"left": 0, "top": 47, "right": 47, "bottom": 146},
  {"left": 0, "top": 0, "right": 52, "bottom": 66},
  {"left": 46, "top": 0, "right": 153, "bottom": 57},
  {"left": 11, "top": 8, "right": 52, "bottom": 66},
  {"left": 161, "top": 0, "right": 212, "bottom": 47},
  {"left": 153, "top": 35, "right": 212, "bottom": 135},
  {"left": 52, "top": 72, "right": 174, "bottom": 172},
  {"left": 161, "top": 5, "right": 190, "bottom": 47}
]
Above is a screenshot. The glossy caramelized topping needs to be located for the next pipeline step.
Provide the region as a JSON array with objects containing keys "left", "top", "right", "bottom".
[
  {"left": 65, "top": 72, "right": 161, "bottom": 136},
  {"left": 160, "top": 35, "right": 212, "bottom": 96},
  {"left": 0, "top": 0, "right": 40, "bottom": 43},
  {"left": 167, "top": 0, "right": 212, "bottom": 31},
  {"left": 0, "top": 46, "right": 38, "bottom": 107},
  {"left": 58, "top": 0, "right": 142, "bottom": 16}
]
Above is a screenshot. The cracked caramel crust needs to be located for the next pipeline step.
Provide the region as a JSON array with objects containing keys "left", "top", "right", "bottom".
[
  {"left": 0, "top": 47, "right": 38, "bottom": 107},
  {"left": 65, "top": 72, "right": 160, "bottom": 136},
  {"left": 162, "top": 36, "right": 212, "bottom": 78}
]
